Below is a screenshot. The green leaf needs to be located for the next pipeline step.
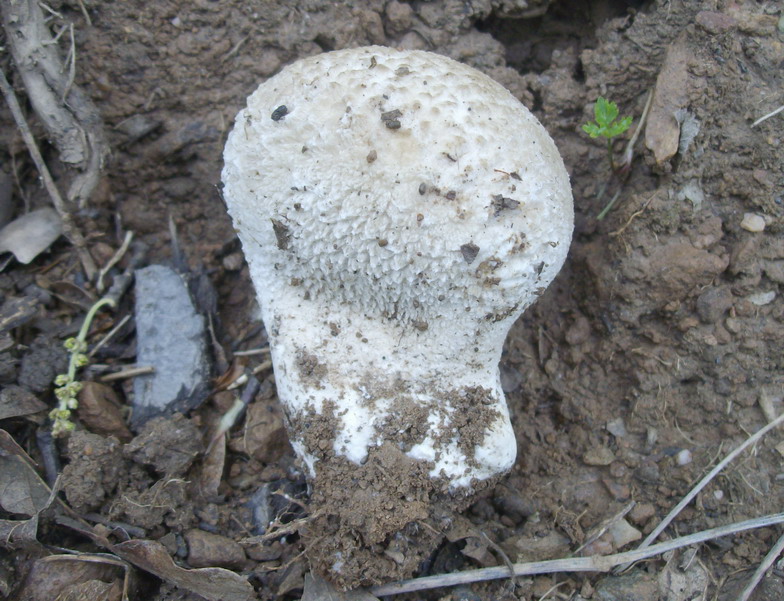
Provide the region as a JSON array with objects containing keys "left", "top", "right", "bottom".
[
  {"left": 581, "top": 122, "right": 602, "bottom": 138},
  {"left": 595, "top": 97, "right": 619, "bottom": 126}
]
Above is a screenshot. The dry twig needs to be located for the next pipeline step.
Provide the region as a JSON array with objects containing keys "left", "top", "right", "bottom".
[
  {"left": 2, "top": 0, "right": 108, "bottom": 207},
  {"left": 0, "top": 68, "right": 97, "bottom": 279},
  {"left": 620, "top": 411, "right": 784, "bottom": 571},
  {"left": 735, "top": 531, "right": 784, "bottom": 601},
  {"left": 370, "top": 513, "right": 784, "bottom": 596}
]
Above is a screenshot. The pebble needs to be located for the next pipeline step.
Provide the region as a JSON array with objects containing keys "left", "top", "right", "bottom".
[
  {"left": 628, "top": 502, "right": 656, "bottom": 526},
  {"left": 185, "top": 529, "right": 246, "bottom": 569},
  {"left": 747, "top": 290, "right": 776, "bottom": 306},
  {"left": 608, "top": 518, "right": 642, "bottom": 549},
  {"left": 605, "top": 418, "right": 627, "bottom": 438},
  {"left": 740, "top": 213, "right": 766, "bottom": 232},
  {"left": 696, "top": 286, "right": 734, "bottom": 323},
  {"left": 583, "top": 446, "right": 615, "bottom": 466},
  {"left": 595, "top": 570, "right": 658, "bottom": 601},
  {"left": 696, "top": 11, "right": 737, "bottom": 34},
  {"left": 676, "top": 449, "right": 693, "bottom": 466}
]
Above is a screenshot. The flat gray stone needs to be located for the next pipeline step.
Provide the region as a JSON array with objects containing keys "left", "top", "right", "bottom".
[{"left": 132, "top": 265, "right": 208, "bottom": 428}]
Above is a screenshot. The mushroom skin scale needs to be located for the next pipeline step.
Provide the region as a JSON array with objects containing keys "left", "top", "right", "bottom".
[{"left": 223, "top": 46, "right": 572, "bottom": 584}]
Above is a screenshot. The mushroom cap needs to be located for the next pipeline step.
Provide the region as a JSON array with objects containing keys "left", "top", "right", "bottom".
[{"left": 222, "top": 46, "right": 573, "bottom": 327}]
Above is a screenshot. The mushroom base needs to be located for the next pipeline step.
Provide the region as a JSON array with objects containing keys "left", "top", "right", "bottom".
[{"left": 300, "top": 441, "right": 500, "bottom": 590}]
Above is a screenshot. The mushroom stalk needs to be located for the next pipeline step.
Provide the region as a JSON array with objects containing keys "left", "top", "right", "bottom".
[{"left": 222, "top": 46, "right": 573, "bottom": 588}]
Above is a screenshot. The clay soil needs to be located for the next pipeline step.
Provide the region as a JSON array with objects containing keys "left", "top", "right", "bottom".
[{"left": 1, "top": 0, "right": 783, "bottom": 600}]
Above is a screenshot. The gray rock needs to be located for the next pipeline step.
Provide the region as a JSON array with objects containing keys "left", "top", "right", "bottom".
[
  {"left": 595, "top": 571, "right": 658, "bottom": 601},
  {"left": 696, "top": 286, "right": 733, "bottom": 323},
  {"left": 132, "top": 265, "right": 208, "bottom": 428}
]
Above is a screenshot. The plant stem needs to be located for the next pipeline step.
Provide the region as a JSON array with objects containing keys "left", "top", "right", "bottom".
[
  {"left": 607, "top": 138, "right": 615, "bottom": 171},
  {"left": 597, "top": 191, "right": 621, "bottom": 221},
  {"left": 66, "top": 297, "right": 116, "bottom": 380}
]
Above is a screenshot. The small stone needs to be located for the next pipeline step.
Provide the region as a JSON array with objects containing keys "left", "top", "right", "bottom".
[
  {"left": 676, "top": 449, "right": 693, "bottom": 466},
  {"left": 608, "top": 518, "right": 642, "bottom": 549},
  {"left": 696, "top": 11, "right": 737, "bottom": 34},
  {"left": 595, "top": 570, "right": 658, "bottom": 601},
  {"left": 245, "top": 540, "right": 283, "bottom": 562},
  {"left": 384, "top": 0, "right": 414, "bottom": 36},
  {"left": 740, "top": 213, "right": 766, "bottom": 232},
  {"left": 628, "top": 502, "right": 655, "bottom": 526},
  {"left": 696, "top": 286, "right": 734, "bottom": 323},
  {"left": 747, "top": 290, "right": 776, "bottom": 306},
  {"left": 584, "top": 446, "right": 615, "bottom": 466},
  {"left": 606, "top": 418, "right": 627, "bottom": 438},
  {"left": 185, "top": 529, "right": 246, "bottom": 569},
  {"left": 602, "top": 479, "right": 630, "bottom": 501},
  {"left": 222, "top": 252, "right": 245, "bottom": 271}
]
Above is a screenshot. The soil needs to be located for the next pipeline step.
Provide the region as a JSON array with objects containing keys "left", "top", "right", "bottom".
[{"left": 1, "top": 0, "right": 783, "bottom": 600}]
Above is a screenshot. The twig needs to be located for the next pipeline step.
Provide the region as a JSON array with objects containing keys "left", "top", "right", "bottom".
[
  {"left": 97, "top": 230, "right": 135, "bottom": 294},
  {"left": 576, "top": 501, "right": 635, "bottom": 555},
  {"left": 481, "top": 531, "right": 518, "bottom": 588},
  {"left": 369, "top": 513, "right": 784, "bottom": 596},
  {"left": 89, "top": 313, "right": 131, "bottom": 358},
  {"left": 233, "top": 347, "right": 271, "bottom": 357},
  {"left": 618, "top": 411, "right": 784, "bottom": 572},
  {"left": 62, "top": 23, "right": 76, "bottom": 102},
  {"left": 0, "top": 68, "right": 97, "bottom": 279},
  {"left": 99, "top": 365, "right": 155, "bottom": 382},
  {"left": 750, "top": 104, "right": 784, "bottom": 128},
  {"left": 597, "top": 190, "right": 621, "bottom": 221},
  {"left": 537, "top": 581, "right": 568, "bottom": 601},
  {"left": 2, "top": 0, "right": 108, "bottom": 207},
  {"left": 736, "top": 531, "right": 784, "bottom": 601},
  {"left": 619, "top": 89, "right": 654, "bottom": 169},
  {"left": 76, "top": 0, "right": 92, "bottom": 26},
  {"left": 609, "top": 194, "right": 656, "bottom": 237}
]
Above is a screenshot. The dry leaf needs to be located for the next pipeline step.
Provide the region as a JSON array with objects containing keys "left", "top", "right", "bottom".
[
  {"left": 0, "top": 385, "right": 47, "bottom": 420},
  {"left": 14, "top": 556, "right": 123, "bottom": 601},
  {"left": 0, "top": 208, "right": 62, "bottom": 264},
  {"left": 111, "top": 539, "right": 255, "bottom": 601},
  {"left": 0, "top": 455, "right": 51, "bottom": 515},
  {"left": 644, "top": 33, "right": 695, "bottom": 164}
]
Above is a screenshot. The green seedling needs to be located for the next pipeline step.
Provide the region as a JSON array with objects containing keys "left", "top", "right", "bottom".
[
  {"left": 51, "top": 297, "right": 115, "bottom": 436},
  {"left": 582, "top": 96, "right": 633, "bottom": 172}
]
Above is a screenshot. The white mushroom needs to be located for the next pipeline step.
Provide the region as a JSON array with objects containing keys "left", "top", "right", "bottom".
[{"left": 222, "top": 46, "right": 572, "bottom": 584}]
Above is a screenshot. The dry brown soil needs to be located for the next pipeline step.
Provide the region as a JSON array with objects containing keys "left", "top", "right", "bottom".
[{"left": 1, "top": 1, "right": 783, "bottom": 600}]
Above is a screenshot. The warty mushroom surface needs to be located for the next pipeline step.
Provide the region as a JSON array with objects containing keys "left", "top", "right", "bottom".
[{"left": 222, "top": 45, "right": 573, "bottom": 588}]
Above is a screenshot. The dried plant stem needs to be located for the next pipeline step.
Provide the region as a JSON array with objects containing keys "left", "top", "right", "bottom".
[
  {"left": 370, "top": 513, "right": 784, "bottom": 597},
  {"left": 736, "top": 531, "right": 784, "bottom": 601},
  {"left": 750, "top": 104, "right": 784, "bottom": 128},
  {"left": 622, "top": 411, "right": 784, "bottom": 570},
  {"left": 0, "top": 68, "right": 97, "bottom": 279}
]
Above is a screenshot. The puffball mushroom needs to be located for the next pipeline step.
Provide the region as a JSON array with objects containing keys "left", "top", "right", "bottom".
[{"left": 223, "top": 46, "right": 572, "bottom": 586}]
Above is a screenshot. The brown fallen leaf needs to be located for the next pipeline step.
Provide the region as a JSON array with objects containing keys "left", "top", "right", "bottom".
[
  {"left": 644, "top": 32, "right": 700, "bottom": 164},
  {"left": 14, "top": 556, "right": 124, "bottom": 601},
  {"left": 0, "top": 433, "right": 59, "bottom": 545},
  {"left": 0, "top": 207, "right": 62, "bottom": 264},
  {"left": 0, "top": 385, "right": 47, "bottom": 420},
  {"left": 0, "top": 455, "right": 51, "bottom": 515},
  {"left": 77, "top": 382, "right": 133, "bottom": 442},
  {"left": 111, "top": 539, "right": 255, "bottom": 601}
]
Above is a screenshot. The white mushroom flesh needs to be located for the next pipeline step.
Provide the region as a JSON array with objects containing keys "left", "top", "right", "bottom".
[{"left": 222, "top": 46, "right": 573, "bottom": 488}]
